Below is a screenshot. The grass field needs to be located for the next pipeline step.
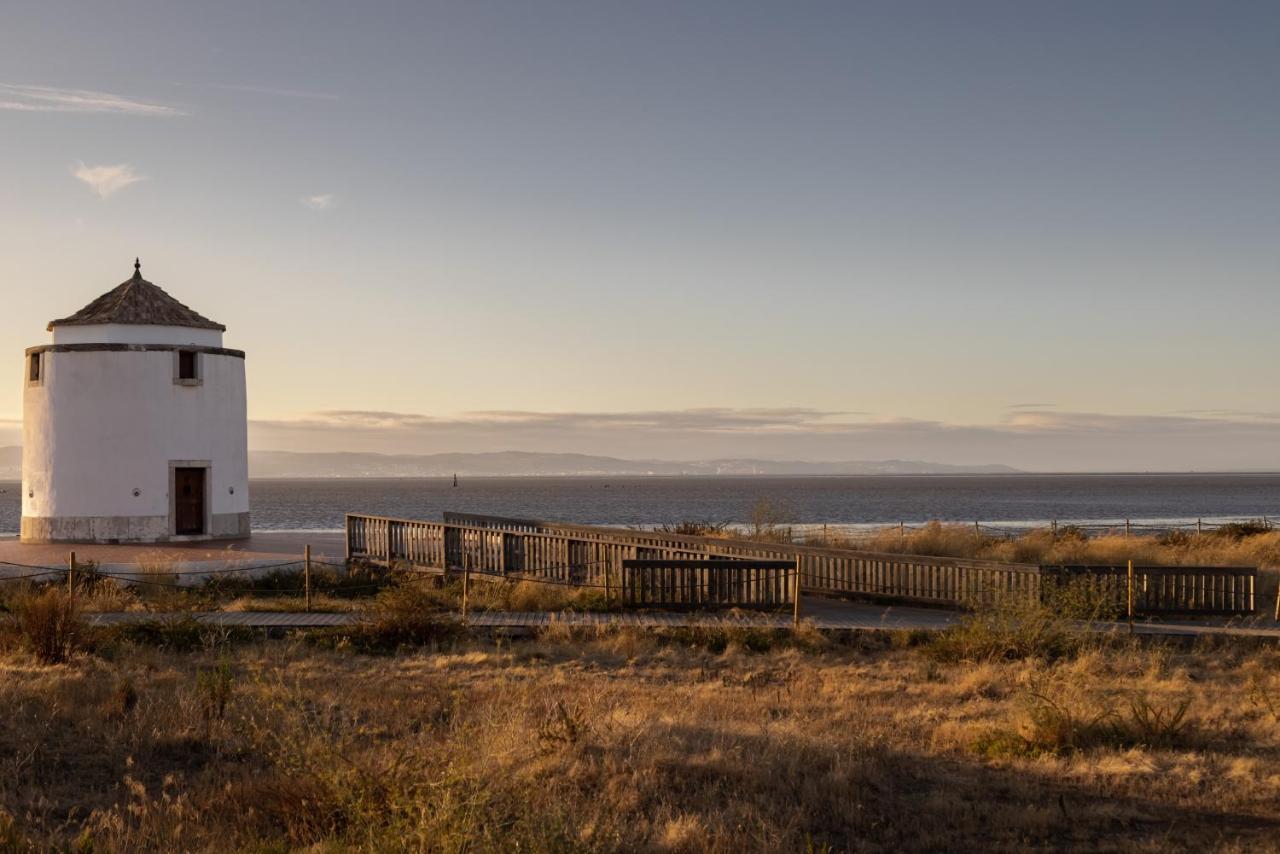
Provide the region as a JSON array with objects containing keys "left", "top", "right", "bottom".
[{"left": 3, "top": 587, "right": 1280, "bottom": 851}]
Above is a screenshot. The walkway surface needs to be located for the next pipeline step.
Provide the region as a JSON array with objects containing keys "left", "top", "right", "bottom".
[
  {"left": 79, "top": 601, "right": 1280, "bottom": 638},
  {"left": 80, "top": 603, "right": 958, "bottom": 631}
]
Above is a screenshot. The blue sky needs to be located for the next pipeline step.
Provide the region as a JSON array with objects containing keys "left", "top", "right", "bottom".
[{"left": 2, "top": 1, "right": 1278, "bottom": 469}]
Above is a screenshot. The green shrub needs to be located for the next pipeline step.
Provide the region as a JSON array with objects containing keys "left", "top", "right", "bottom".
[{"left": 926, "top": 578, "right": 1117, "bottom": 664}]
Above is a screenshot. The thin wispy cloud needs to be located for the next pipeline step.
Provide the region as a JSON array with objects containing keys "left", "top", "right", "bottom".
[
  {"left": 279, "top": 408, "right": 864, "bottom": 434},
  {"left": 0, "top": 83, "right": 183, "bottom": 115},
  {"left": 210, "top": 83, "right": 340, "bottom": 101},
  {"left": 301, "top": 193, "right": 337, "bottom": 211},
  {"left": 73, "top": 162, "right": 145, "bottom": 199}
]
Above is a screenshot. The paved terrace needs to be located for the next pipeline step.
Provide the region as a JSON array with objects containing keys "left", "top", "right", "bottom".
[{"left": 0, "top": 531, "right": 345, "bottom": 577}]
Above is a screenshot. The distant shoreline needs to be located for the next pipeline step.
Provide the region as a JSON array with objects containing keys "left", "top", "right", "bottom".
[{"left": 3, "top": 470, "right": 1280, "bottom": 484}]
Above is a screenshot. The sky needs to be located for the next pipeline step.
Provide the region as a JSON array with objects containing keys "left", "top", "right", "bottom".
[{"left": 1, "top": 1, "right": 1278, "bottom": 471}]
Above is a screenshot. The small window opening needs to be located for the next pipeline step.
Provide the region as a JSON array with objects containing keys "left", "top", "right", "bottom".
[
  {"left": 27, "top": 353, "right": 41, "bottom": 384},
  {"left": 178, "top": 350, "right": 198, "bottom": 381}
]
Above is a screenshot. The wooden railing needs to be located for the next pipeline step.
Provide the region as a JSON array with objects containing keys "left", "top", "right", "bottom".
[
  {"left": 438, "top": 512, "right": 1044, "bottom": 606},
  {"left": 347, "top": 512, "right": 1043, "bottom": 608},
  {"left": 621, "top": 559, "right": 797, "bottom": 609},
  {"left": 1043, "top": 565, "right": 1256, "bottom": 616}
]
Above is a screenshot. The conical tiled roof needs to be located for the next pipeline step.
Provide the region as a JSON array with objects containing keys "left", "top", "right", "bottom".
[{"left": 48, "top": 260, "right": 225, "bottom": 332}]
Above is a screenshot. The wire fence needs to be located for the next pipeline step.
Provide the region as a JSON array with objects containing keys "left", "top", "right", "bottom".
[{"left": 791, "top": 516, "right": 1279, "bottom": 546}]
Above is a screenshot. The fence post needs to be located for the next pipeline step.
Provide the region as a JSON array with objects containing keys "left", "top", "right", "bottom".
[
  {"left": 1197, "top": 518, "right": 1202, "bottom": 535},
  {"left": 304, "top": 544, "right": 312, "bottom": 612},
  {"left": 974, "top": 521, "right": 981, "bottom": 536},
  {"left": 1127, "top": 559, "right": 1134, "bottom": 633},
  {"left": 67, "top": 551, "right": 76, "bottom": 600},
  {"left": 1125, "top": 519, "right": 1131, "bottom": 540},
  {"left": 792, "top": 560, "right": 801, "bottom": 628}
]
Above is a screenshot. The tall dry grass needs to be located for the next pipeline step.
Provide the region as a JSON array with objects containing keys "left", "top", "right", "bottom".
[
  {"left": 3, "top": 631, "right": 1280, "bottom": 850},
  {"left": 5, "top": 587, "right": 88, "bottom": 664}
]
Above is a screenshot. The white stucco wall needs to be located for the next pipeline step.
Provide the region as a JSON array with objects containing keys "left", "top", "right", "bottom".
[
  {"left": 22, "top": 346, "right": 249, "bottom": 535},
  {"left": 52, "top": 324, "right": 223, "bottom": 347}
]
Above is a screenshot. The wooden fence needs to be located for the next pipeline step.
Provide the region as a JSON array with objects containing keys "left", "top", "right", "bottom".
[
  {"left": 1043, "top": 565, "right": 1256, "bottom": 616},
  {"left": 620, "top": 559, "right": 797, "bottom": 609}
]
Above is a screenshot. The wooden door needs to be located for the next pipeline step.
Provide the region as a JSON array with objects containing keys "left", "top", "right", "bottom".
[{"left": 174, "top": 467, "right": 206, "bottom": 535}]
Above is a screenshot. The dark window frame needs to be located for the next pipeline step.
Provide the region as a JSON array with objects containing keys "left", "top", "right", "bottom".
[
  {"left": 175, "top": 350, "right": 202, "bottom": 385},
  {"left": 27, "top": 353, "right": 41, "bottom": 385}
]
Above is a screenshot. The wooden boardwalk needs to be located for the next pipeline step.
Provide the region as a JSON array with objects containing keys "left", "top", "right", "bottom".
[{"left": 79, "top": 602, "right": 1280, "bottom": 639}]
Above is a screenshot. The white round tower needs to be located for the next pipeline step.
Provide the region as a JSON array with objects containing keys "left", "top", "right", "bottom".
[{"left": 20, "top": 260, "right": 250, "bottom": 543}]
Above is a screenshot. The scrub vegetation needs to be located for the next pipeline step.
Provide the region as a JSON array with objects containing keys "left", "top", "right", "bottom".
[{"left": 2, "top": 582, "right": 1280, "bottom": 851}]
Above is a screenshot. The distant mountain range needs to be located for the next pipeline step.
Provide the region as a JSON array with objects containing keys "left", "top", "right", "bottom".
[
  {"left": 247, "top": 451, "right": 1021, "bottom": 478},
  {"left": 0, "top": 446, "right": 1020, "bottom": 479}
]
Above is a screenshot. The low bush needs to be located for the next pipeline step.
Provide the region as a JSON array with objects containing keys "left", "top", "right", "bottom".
[
  {"left": 926, "top": 578, "right": 1118, "bottom": 663},
  {"left": 98, "top": 617, "right": 255, "bottom": 652},
  {"left": 1213, "top": 520, "right": 1273, "bottom": 541},
  {"left": 974, "top": 686, "right": 1198, "bottom": 759},
  {"left": 310, "top": 581, "right": 467, "bottom": 653},
  {"left": 658, "top": 519, "right": 732, "bottom": 536}
]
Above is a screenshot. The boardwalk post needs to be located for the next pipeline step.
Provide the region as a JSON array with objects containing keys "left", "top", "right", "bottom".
[
  {"left": 605, "top": 555, "right": 613, "bottom": 609},
  {"left": 67, "top": 551, "right": 76, "bottom": 600},
  {"left": 304, "top": 544, "right": 312, "bottom": 612},
  {"left": 1127, "top": 559, "right": 1135, "bottom": 633},
  {"left": 462, "top": 553, "right": 471, "bottom": 623},
  {"left": 792, "top": 560, "right": 801, "bottom": 628}
]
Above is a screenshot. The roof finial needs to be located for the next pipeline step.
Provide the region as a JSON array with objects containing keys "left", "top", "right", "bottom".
[{"left": 134, "top": 257, "right": 141, "bottom": 276}]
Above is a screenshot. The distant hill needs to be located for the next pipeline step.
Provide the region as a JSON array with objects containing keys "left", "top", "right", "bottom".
[
  {"left": 0, "top": 446, "right": 1021, "bottom": 479},
  {"left": 246, "top": 450, "right": 1021, "bottom": 478}
]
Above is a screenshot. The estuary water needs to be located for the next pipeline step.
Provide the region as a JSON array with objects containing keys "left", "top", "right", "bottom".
[{"left": 1, "top": 474, "right": 1277, "bottom": 535}]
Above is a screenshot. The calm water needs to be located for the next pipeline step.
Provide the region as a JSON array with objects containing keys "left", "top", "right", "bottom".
[{"left": 2, "top": 474, "right": 1278, "bottom": 534}]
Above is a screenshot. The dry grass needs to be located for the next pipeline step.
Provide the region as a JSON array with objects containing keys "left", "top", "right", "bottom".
[{"left": 2, "top": 626, "right": 1280, "bottom": 850}]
